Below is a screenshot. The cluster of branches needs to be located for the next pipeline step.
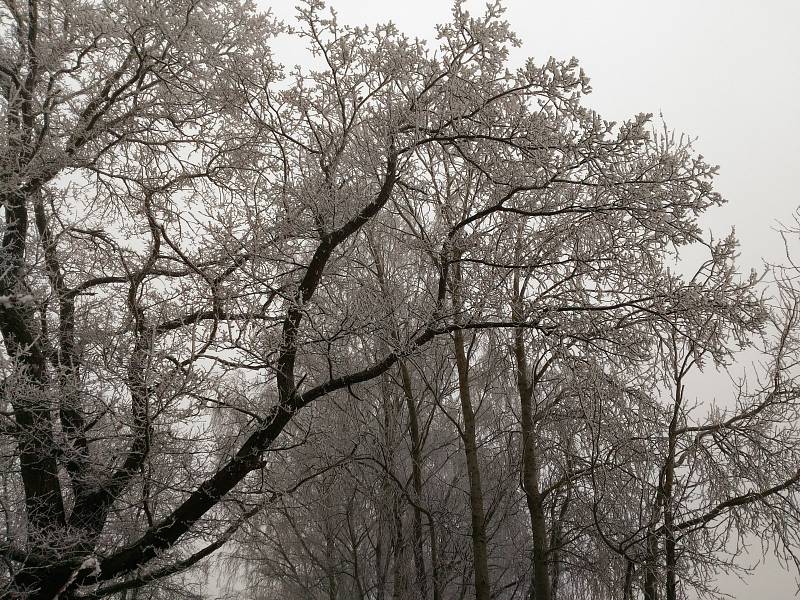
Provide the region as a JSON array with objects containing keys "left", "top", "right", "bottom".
[{"left": 1, "top": 1, "right": 799, "bottom": 599}]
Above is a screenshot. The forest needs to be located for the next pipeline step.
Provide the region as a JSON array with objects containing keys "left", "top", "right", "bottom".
[{"left": 1, "top": 1, "right": 799, "bottom": 599}]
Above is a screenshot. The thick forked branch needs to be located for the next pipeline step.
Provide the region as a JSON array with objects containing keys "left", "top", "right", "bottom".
[
  {"left": 84, "top": 151, "right": 399, "bottom": 582},
  {"left": 66, "top": 193, "right": 164, "bottom": 537},
  {"left": 33, "top": 192, "right": 91, "bottom": 496},
  {"left": 0, "top": 0, "right": 67, "bottom": 536},
  {"left": 276, "top": 149, "right": 398, "bottom": 402}
]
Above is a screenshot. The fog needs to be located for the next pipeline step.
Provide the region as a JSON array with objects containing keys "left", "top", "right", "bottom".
[{"left": 261, "top": 1, "right": 800, "bottom": 597}]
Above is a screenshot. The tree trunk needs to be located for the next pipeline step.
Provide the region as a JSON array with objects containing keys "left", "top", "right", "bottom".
[
  {"left": 512, "top": 316, "right": 551, "bottom": 600},
  {"left": 376, "top": 520, "right": 386, "bottom": 600},
  {"left": 399, "top": 360, "right": 429, "bottom": 600},
  {"left": 664, "top": 380, "right": 684, "bottom": 600},
  {"left": 549, "top": 488, "right": 570, "bottom": 600},
  {"left": 391, "top": 500, "right": 406, "bottom": 600},
  {"left": 644, "top": 531, "right": 660, "bottom": 600},
  {"left": 451, "top": 258, "right": 491, "bottom": 600},
  {"left": 623, "top": 560, "right": 636, "bottom": 600},
  {"left": 429, "top": 516, "right": 442, "bottom": 600},
  {"left": 2, "top": 191, "right": 68, "bottom": 598}
]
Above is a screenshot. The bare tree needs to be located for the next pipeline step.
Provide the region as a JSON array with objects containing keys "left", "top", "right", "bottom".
[{"left": 2, "top": 1, "right": 797, "bottom": 599}]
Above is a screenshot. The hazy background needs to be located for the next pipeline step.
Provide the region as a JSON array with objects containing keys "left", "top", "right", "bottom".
[{"left": 258, "top": 1, "right": 800, "bottom": 597}]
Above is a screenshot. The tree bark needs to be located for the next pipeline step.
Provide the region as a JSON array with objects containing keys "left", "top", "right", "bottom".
[
  {"left": 623, "top": 560, "right": 636, "bottom": 600},
  {"left": 452, "top": 260, "right": 492, "bottom": 600},
  {"left": 644, "top": 531, "right": 660, "bottom": 600},
  {"left": 429, "top": 516, "right": 442, "bottom": 600},
  {"left": 549, "top": 488, "right": 570, "bottom": 600},
  {"left": 399, "top": 360, "right": 429, "bottom": 600},
  {"left": 512, "top": 297, "right": 551, "bottom": 600},
  {"left": 664, "top": 375, "right": 685, "bottom": 600}
]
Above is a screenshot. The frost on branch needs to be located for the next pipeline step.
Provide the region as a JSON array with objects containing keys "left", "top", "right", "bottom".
[{"left": 0, "top": 2, "right": 797, "bottom": 600}]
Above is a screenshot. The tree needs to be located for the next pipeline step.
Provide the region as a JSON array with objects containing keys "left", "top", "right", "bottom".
[
  {"left": 1, "top": 0, "right": 281, "bottom": 596},
  {"left": 2, "top": 1, "right": 798, "bottom": 599},
  {"left": 588, "top": 259, "right": 800, "bottom": 600}
]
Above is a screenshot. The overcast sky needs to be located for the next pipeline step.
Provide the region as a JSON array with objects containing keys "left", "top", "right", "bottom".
[{"left": 260, "top": 1, "right": 800, "bottom": 596}]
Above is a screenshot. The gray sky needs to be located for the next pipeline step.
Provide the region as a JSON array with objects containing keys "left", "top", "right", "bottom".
[{"left": 261, "top": 1, "right": 800, "bottom": 596}]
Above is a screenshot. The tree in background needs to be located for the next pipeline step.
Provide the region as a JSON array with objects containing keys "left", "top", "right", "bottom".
[{"left": 1, "top": 1, "right": 798, "bottom": 599}]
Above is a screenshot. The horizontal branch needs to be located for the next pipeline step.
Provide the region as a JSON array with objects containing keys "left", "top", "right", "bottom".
[{"left": 667, "top": 468, "right": 800, "bottom": 535}]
